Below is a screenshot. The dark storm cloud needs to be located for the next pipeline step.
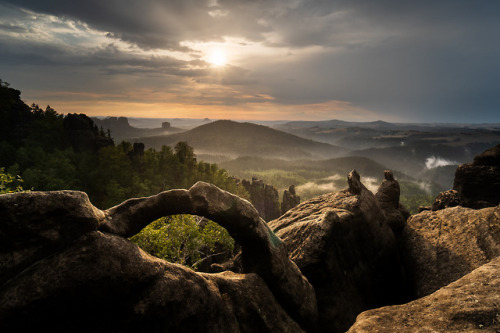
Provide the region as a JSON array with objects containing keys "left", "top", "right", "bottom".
[{"left": 0, "top": 0, "right": 271, "bottom": 50}]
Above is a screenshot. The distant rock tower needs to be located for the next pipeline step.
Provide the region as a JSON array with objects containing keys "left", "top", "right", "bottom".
[
  {"left": 241, "top": 177, "right": 280, "bottom": 222},
  {"left": 281, "top": 185, "right": 300, "bottom": 215}
]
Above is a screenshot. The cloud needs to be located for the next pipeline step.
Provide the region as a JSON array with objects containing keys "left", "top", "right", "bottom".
[
  {"left": 0, "top": 0, "right": 499, "bottom": 122},
  {"left": 425, "top": 156, "right": 459, "bottom": 169}
]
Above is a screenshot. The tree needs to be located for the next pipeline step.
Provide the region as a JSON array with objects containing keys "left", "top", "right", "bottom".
[
  {"left": 0, "top": 167, "right": 25, "bottom": 193},
  {"left": 130, "top": 215, "right": 235, "bottom": 270}
]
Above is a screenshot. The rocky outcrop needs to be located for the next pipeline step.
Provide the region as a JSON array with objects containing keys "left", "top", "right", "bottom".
[
  {"left": 281, "top": 185, "right": 300, "bottom": 215},
  {"left": 348, "top": 256, "right": 500, "bottom": 332},
  {"left": 432, "top": 144, "right": 500, "bottom": 210},
  {"left": 454, "top": 144, "right": 500, "bottom": 208},
  {"left": 92, "top": 116, "right": 182, "bottom": 142},
  {"left": 432, "top": 189, "right": 464, "bottom": 210},
  {"left": 402, "top": 204, "right": 500, "bottom": 298},
  {"left": 0, "top": 183, "right": 317, "bottom": 332},
  {"left": 375, "top": 170, "right": 410, "bottom": 233},
  {"left": 268, "top": 170, "right": 410, "bottom": 333},
  {"left": 63, "top": 113, "right": 113, "bottom": 152},
  {"left": 242, "top": 177, "right": 281, "bottom": 221}
]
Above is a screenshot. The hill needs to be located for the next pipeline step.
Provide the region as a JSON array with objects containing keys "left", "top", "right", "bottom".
[
  {"left": 92, "top": 117, "right": 184, "bottom": 142},
  {"left": 275, "top": 119, "right": 500, "bottom": 150},
  {"left": 137, "top": 120, "right": 348, "bottom": 160}
]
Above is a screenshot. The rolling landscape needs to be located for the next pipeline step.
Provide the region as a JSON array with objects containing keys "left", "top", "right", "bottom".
[{"left": 91, "top": 115, "right": 500, "bottom": 213}]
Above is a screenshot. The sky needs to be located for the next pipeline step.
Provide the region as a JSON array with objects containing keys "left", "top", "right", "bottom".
[{"left": 0, "top": 0, "right": 499, "bottom": 123}]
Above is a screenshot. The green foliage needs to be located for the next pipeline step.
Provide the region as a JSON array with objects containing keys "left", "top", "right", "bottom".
[
  {"left": 130, "top": 215, "right": 235, "bottom": 270},
  {"left": 0, "top": 167, "right": 25, "bottom": 193},
  {"left": 399, "top": 181, "right": 439, "bottom": 214}
]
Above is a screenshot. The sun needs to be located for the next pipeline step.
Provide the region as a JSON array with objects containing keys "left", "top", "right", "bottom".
[{"left": 207, "top": 48, "right": 227, "bottom": 67}]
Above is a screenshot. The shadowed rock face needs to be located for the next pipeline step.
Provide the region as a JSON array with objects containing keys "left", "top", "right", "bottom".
[
  {"left": 0, "top": 182, "right": 317, "bottom": 332},
  {"left": 63, "top": 113, "right": 113, "bottom": 152},
  {"left": 402, "top": 204, "right": 500, "bottom": 298},
  {"left": 433, "top": 144, "right": 500, "bottom": 210},
  {"left": 269, "top": 170, "right": 410, "bottom": 333},
  {"left": 348, "top": 257, "right": 500, "bottom": 333}
]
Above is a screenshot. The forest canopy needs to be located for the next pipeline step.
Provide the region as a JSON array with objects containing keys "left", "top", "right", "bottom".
[{"left": 0, "top": 80, "right": 244, "bottom": 270}]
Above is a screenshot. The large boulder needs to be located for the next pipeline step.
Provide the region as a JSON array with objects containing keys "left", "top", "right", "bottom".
[
  {"left": 0, "top": 191, "right": 103, "bottom": 285},
  {"left": 268, "top": 170, "right": 410, "bottom": 333},
  {"left": 0, "top": 182, "right": 317, "bottom": 332},
  {"left": 402, "top": 204, "right": 500, "bottom": 298},
  {"left": 348, "top": 256, "right": 500, "bottom": 332}
]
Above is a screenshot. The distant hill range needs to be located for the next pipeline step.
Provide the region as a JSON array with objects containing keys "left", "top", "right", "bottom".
[
  {"left": 92, "top": 117, "right": 183, "bottom": 142},
  {"left": 275, "top": 119, "right": 500, "bottom": 150},
  {"left": 136, "top": 120, "right": 348, "bottom": 160},
  {"left": 277, "top": 119, "right": 500, "bottom": 130}
]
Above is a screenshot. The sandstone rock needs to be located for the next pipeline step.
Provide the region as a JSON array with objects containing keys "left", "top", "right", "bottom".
[
  {"left": 101, "top": 181, "right": 318, "bottom": 330},
  {"left": 242, "top": 177, "right": 281, "bottom": 221},
  {"left": 281, "top": 185, "right": 301, "bottom": 215},
  {"left": 454, "top": 144, "right": 500, "bottom": 208},
  {"left": 348, "top": 257, "right": 500, "bottom": 333},
  {"left": 0, "top": 191, "right": 103, "bottom": 285},
  {"left": 0, "top": 231, "right": 304, "bottom": 332},
  {"left": 403, "top": 204, "right": 500, "bottom": 298},
  {"left": 0, "top": 182, "right": 317, "bottom": 332},
  {"left": 375, "top": 170, "right": 399, "bottom": 208},
  {"left": 269, "top": 170, "right": 409, "bottom": 333},
  {"left": 432, "top": 189, "right": 464, "bottom": 210},
  {"left": 375, "top": 170, "right": 410, "bottom": 233},
  {"left": 433, "top": 144, "right": 500, "bottom": 210}
]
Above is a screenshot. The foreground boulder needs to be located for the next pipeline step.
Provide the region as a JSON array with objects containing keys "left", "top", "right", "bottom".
[
  {"left": 402, "top": 204, "right": 500, "bottom": 298},
  {"left": 348, "top": 256, "right": 500, "bottom": 332},
  {"left": 0, "top": 182, "right": 317, "bottom": 332},
  {"left": 269, "top": 170, "right": 410, "bottom": 333}
]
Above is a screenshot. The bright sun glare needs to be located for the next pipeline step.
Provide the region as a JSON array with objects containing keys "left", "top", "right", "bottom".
[{"left": 207, "top": 48, "right": 227, "bottom": 67}]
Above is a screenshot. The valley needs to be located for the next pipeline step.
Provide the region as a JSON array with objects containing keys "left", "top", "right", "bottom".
[{"left": 94, "top": 116, "right": 500, "bottom": 212}]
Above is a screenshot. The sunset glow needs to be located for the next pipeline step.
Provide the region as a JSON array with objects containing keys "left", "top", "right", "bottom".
[
  {"left": 207, "top": 48, "right": 227, "bottom": 67},
  {"left": 0, "top": 1, "right": 498, "bottom": 122}
]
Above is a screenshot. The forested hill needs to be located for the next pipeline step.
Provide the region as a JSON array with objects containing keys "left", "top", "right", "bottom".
[
  {"left": 0, "top": 80, "right": 247, "bottom": 208},
  {"left": 136, "top": 120, "right": 349, "bottom": 160}
]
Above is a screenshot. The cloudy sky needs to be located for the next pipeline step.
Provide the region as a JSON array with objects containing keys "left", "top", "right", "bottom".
[{"left": 0, "top": 0, "right": 499, "bottom": 122}]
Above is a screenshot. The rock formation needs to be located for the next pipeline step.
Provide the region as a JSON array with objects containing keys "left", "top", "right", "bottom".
[
  {"left": 0, "top": 183, "right": 317, "bottom": 332},
  {"left": 281, "top": 185, "right": 300, "bottom": 215},
  {"left": 268, "top": 170, "right": 410, "bottom": 333},
  {"left": 2, "top": 144, "right": 500, "bottom": 332},
  {"left": 432, "top": 144, "right": 500, "bottom": 210},
  {"left": 375, "top": 170, "right": 410, "bottom": 233},
  {"left": 63, "top": 113, "right": 114, "bottom": 152},
  {"left": 402, "top": 204, "right": 500, "bottom": 298},
  {"left": 348, "top": 256, "right": 500, "bottom": 332},
  {"left": 241, "top": 177, "right": 281, "bottom": 221}
]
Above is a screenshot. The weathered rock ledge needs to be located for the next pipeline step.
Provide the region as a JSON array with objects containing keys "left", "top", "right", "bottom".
[{"left": 348, "top": 256, "right": 500, "bottom": 332}]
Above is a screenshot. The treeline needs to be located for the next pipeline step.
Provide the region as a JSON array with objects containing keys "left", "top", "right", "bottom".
[{"left": 0, "top": 80, "right": 247, "bottom": 209}]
